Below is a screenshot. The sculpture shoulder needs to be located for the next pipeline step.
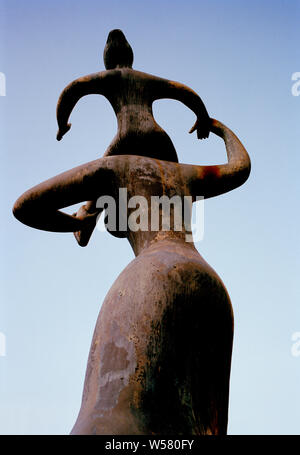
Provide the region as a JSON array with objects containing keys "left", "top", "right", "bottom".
[
  {"left": 100, "top": 155, "right": 194, "bottom": 196},
  {"left": 74, "top": 68, "right": 160, "bottom": 94},
  {"left": 63, "top": 70, "right": 121, "bottom": 94},
  {"left": 115, "top": 69, "right": 195, "bottom": 100},
  {"left": 72, "top": 68, "right": 175, "bottom": 100},
  {"left": 112, "top": 67, "right": 172, "bottom": 87}
]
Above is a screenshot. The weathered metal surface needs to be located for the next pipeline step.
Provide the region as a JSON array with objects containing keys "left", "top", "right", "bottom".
[
  {"left": 71, "top": 237, "right": 234, "bottom": 435},
  {"left": 56, "top": 29, "right": 210, "bottom": 159},
  {"left": 13, "top": 29, "right": 251, "bottom": 435}
]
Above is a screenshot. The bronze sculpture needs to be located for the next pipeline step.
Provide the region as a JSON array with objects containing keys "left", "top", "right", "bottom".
[
  {"left": 13, "top": 29, "right": 251, "bottom": 435},
  {"left": 56, "top": 29, "right": 211, "bottom": 247}
]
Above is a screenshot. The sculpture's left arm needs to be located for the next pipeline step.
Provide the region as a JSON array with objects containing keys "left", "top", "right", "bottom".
[
  {"left": 56, "top": 72, "right": 109, "bottom": 141},
  {"left": 12, "top": 158, "right": 113, "bottom": 233},
  {"left": 155, "top": 79, "right": 211, "bottom": 139},
  {"left": 186, "top": 119, "right": 251, "bottom": 199}
]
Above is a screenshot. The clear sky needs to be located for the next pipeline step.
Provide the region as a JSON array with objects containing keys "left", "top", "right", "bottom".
[{"left": 0, "top": 0, "right": 299, "bottom": 435}]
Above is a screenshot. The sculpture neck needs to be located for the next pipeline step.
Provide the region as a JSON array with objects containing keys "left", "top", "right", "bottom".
[{"left": 127, "top": 230, "right": 194, "bottom": 257}]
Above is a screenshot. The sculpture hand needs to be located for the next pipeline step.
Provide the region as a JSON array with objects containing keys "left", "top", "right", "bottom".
[
  {"left": 72, "top": 204, "right": 101, "bottom": 247},
  {"left": 56, "top": 123, "right": 72, "bottom": 141},
  {"left": 189, "top": 117, "right": 211, "bottom": 139}
]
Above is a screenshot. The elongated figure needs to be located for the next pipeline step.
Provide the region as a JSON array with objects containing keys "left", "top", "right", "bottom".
[
  {"left": 13, "top": 30, "right": 250, "bottom": 435},
  {"left": 56, "top": 29, "right": 211, "bottom": 246}
]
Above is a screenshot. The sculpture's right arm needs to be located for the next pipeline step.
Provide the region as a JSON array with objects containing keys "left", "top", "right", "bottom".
[
  {"left": 154, "top": 78, "right": 211, "bottom": 139},
  {"left": 12, "top": 159, "right": 113, "bottom": 232},
  {"left": 186, "top": 119, "right": 251, "bottom": 199},
  {"left": 56, "top": 72, "right": 109, "bottom": 141}
]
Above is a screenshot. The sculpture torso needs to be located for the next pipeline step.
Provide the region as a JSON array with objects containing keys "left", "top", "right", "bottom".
[
  {"left": 70, "top": 156, "right": 234, "bottom": 435},
  {"left": 88, "top": 68, "right": 180, "bottom": 162}
]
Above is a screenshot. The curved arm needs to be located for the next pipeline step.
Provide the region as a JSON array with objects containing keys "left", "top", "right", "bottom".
[
  {"left": 12, "top": 158, "right": 114, "bottom": 232},
  {"left": 56, "top": 71, "right": 110, "bottom": 140},
  {"left": 155, "top": 78, "right": 211, "bottom": 138},
  {"left": 186, "top": 119, "right": 251, "bottom": 199}
]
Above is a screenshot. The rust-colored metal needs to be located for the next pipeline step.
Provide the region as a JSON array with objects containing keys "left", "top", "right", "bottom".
[{"left": 13, "top": 29, "right": 251, "bottom": 435}]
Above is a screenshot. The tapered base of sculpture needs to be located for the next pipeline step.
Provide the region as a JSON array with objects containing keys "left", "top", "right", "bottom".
[{"left": 71, "top": 239, "right": 233, "bottom": 435}]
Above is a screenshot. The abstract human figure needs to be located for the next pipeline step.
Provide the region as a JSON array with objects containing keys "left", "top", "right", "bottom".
[
  {"left": 56, "top": 29, "right": 210, "bottom": 150},
  {"left": 13, "top": 120, "right": 250, "bottom": 435},
  {"left": 56, "top": 29, "right": 211, "bottom": 246},
  {"left": 13, "top": 31, "right": 251, "bottom": 435}
]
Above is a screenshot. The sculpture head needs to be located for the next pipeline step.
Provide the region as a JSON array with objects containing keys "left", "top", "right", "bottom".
[{"left": 103, "top": 29, "right": 134, "bottom": 70}]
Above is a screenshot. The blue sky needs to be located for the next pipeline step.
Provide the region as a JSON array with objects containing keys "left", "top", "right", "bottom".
[{"left": 0, "top": 0, "right": 299, "bottom": 434}]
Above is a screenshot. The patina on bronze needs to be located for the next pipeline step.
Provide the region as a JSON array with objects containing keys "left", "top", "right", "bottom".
[{"left": 13, "top": 29, "right": 251, "bottom": 435}]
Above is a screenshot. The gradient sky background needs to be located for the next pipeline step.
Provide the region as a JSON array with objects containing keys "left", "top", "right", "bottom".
[{"left": 0, "top": 0, "right": 299, "bottom": 435}]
